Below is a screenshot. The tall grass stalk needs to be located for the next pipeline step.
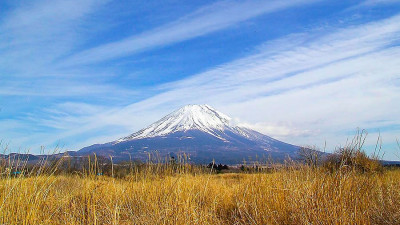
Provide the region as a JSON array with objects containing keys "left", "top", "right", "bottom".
[{"left": 0, "top": 136, "right": 399, "bottom": 224}]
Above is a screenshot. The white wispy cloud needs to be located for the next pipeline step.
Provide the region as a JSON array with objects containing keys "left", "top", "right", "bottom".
[
  {"left": 0, "top": 0, "right": 128, "bottom": 99},
  {"left": 0, "top": 0, "right": 319, "bottom": 99},
  {"left": 0, "top": 0, "right": 109, "bottom": 72},
  {"left": 60, "top": 0, "right": 321, "bottom": 66}
]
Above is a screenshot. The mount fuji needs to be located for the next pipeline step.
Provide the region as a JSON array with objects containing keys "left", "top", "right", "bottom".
[{"left": 77, "top": 104, "right": 300, "bottom": 164}]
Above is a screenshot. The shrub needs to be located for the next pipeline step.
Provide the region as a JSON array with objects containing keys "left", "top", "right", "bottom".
[{"left": 323, "top": 130, "right": 383, "bottom": 173}]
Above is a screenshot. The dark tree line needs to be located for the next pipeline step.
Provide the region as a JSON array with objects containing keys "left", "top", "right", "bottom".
[{"left": 207, "top": 162, "right": 229, "bottom": 171}]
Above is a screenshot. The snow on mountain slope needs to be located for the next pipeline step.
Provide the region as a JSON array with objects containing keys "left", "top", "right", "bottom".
[
  {"left": 78, "top": 104, "right": 301, "bottom": 163},
  {"left": 117, "top": 105, "right": 231, "bottom": 142},
  {"left": 117, "top": 104, "right": 241, "bottom": 142}
]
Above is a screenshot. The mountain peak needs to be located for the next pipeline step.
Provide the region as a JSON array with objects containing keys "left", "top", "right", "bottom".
[
  {"left": 80, "top": 104, "right": 300, "bottom": 163},
  {"left": 174, "top": 104, "right": 231, "bottom": 124},
  {"left": 117, "top": 104, "right": 232, "bottom": 142}
]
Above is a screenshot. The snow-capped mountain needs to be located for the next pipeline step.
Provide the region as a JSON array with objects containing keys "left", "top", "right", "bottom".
[
  {"left": 117, "top": 104, "right": 233, "bottom": 141},
  {"left": 116, "top": 104, "right": 269, "bottom": 143},
  {"left": 78, "top": 104, "right": 300, "bottom": 164}
]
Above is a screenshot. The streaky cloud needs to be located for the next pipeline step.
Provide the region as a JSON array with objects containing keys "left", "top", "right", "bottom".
[{"left": 60, "top": 0, "right": 321, "bottom": 66}]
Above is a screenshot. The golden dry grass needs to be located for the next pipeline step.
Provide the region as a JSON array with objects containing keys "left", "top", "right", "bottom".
[{"left": 0, "top": 167, "right": 399, "bottom": 225}]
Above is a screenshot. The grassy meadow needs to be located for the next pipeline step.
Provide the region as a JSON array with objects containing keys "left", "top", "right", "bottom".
[
  {"left": 1, "top": 134, "right": 400, "bottom": 224},
  {"left": 0, "top": 162, "right": 400, "bottom": 224}
]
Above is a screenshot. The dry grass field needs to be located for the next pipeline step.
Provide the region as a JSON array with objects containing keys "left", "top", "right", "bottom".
[
  {"left": 1, "top": 132, "right": 399, "bottom": 225},
  {"left": 0, "top": 164, "right": 399, "bottom": 225}
]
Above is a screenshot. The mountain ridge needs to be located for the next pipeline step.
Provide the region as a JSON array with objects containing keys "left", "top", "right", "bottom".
[
  {"left": 116, "top": 104, "right": 235, "bottom": 142},
  {"left": 78, "top": 104, "right": 301, "bottom": 164}
]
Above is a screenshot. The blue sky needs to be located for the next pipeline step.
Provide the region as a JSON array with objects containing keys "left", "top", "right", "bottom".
[{"left": 1, "top": 0, "right": 400, "bottom": 159}]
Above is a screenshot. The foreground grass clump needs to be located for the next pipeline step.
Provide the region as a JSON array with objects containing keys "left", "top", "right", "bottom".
[{"left": 0, "top": 167, "right": 399, "bottom": 224}]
